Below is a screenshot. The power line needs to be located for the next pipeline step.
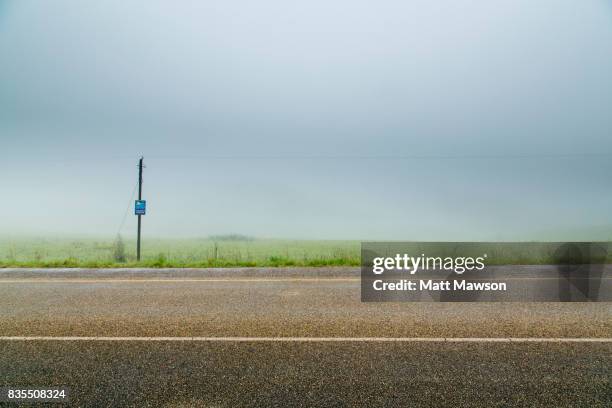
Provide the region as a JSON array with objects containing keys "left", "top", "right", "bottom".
[
  {"left": 145, "top": 152, "right": 612, "bottom": 160},
  {"left": 116, "top": 181, "right": 139, "bottom": 237},
  {"left": 14, "top": 152, "right": 612, "bottom": 164}
]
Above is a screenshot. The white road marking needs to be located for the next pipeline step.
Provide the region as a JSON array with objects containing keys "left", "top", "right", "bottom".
[
  {"left": 0, "top": 336, "right": 610, "bottom": 342},
  {"left": 0, "top": 278, "right": 360, "bottom": 283},
  {"left": 0, "top": 277, "right": 609, "bottom": 283}
]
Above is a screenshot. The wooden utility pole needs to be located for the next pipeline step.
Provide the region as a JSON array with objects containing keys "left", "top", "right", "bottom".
[{"left": 137, "top": 156, "right": 144, "bottom": 261}]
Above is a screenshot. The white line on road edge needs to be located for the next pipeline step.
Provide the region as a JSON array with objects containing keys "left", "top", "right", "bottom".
[
  {"left": 0, "top": 278, "right": 360, "bottom": 283},
  {"left": 2, "top": 277, "right": 610, "bottom": 283},
  {"left": 0, "top": 337, "right": 610, "bottom": 342}
]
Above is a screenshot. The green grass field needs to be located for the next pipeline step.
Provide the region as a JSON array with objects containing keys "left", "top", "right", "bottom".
[
  {"left": 0, "top": 237, "right": 610, "bottom": 268},
  {"left": 0, "top": 237, "right": 361, "bottom": 268}
]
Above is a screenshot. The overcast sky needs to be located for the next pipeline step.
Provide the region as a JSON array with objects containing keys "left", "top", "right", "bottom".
[{"left": 1, "top": 0, "right": 612, "bottom": 240}]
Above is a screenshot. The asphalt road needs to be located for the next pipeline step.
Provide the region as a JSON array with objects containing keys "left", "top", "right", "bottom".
[{"left": 0, "top": 268, "right": 610, "bottom": 407}]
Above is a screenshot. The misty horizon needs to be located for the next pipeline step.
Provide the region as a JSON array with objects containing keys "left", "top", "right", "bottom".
[{"left": 2, "top": 0, "right": 612, "bottom": 240}]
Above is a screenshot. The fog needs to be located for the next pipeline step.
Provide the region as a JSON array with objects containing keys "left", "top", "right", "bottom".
[{"left": 1, "top": 0, "right": 612, "bottom": 239}]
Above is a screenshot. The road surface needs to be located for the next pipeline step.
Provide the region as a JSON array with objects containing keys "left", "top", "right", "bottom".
[{"left": 0, "top": 267, "right": 610, "bottom": 407}]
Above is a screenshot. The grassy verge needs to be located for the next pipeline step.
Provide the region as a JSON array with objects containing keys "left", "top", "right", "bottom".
[
  {"left": 0, "top": 257, "right": 360, "bottom": 268},
  {"left": 1, "top": 237, "right": 609, "bottom": 268},
  {"left": 0, "top": 237, "right": 360, "bottom": 268}
]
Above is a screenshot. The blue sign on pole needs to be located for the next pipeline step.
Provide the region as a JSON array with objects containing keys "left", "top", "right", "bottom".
[{"left": 135, "top": 200, "right": 146, "bottom": 215}]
